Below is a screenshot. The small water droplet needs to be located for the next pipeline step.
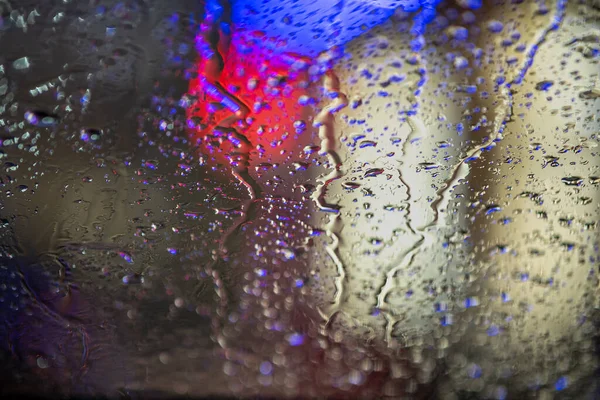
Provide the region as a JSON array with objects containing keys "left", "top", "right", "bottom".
[
  {"left": 364, "top": 168, "right": 384, "bottom": 178},
  {"left": 12, "top": 57, "right": 30, "bottom": 70},
  {"left": 487, "top": 20, "right": 504, "bottom": 33},
  {"left": 535, "top": 80, "right": 554, "bottom": 91},
  {"left": 561, "top": 176, "right": 583, "bottom": 186}
]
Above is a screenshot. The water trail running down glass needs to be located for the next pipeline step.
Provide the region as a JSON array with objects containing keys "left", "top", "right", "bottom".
[
  {"left": 309, "top": 69, "right": 350, "bottom": 326},
  {"left": 190, "top": 0, "right": 262, "bottom": 358},
  {"left": 373, "top": 0, "right": 569, "bottom": 346}
]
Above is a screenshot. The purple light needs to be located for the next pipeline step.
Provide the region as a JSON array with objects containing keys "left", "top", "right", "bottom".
[
  {"left": 487, "top": 325, "right": 500, "bottom": 336},
  {"left": 118, "top": 251, "right": 133, "bottom": 263},
  {"left": 256, "top": 268, "right": 267, "bottom": 277},
  {"left": 259, "top": 361, "right": 273, "bottom": 375},
  {"left": 287, "top": 333, "right": 304, "bottom": 346}
]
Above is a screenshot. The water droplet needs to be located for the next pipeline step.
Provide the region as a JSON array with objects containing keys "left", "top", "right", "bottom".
[
  {"left": 342, "top": 182, "right": 361, "bottom": 190},
  {"left": 36, "top": 356, "right": 49, "bottom": 369},
  {"left": 25, "top": 111, "right": 59, "bottom": 127},
  {"left": 12, "top": 57, "right": 30, "bottom": 70},
  {"left": 287, "top": 333, "right": 304, "bottom": 346},
  {"left": 487, "top": 20, "right": 504, "bottom": 33},
  {"left": 485, "top": 205, "right": 502, "bottom": 215},
  {"left": 579, "top": 89, "right": 600, "bottom": 100},
  {"left": 364, "top": 168, "right": 384, "bottom": 178},
  {"left": 535, "top": 80, "right": 554, "bottom": 91},
  {"left": 561, "top": 176, "right": 583, "bottom": 186},
  {"left": 457, "top": 0, "right": 482, "bottom": 9}
]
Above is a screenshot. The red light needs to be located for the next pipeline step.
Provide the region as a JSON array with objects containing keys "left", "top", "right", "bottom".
[{"left": 187, "top": 28, "right": 317, "bottom": 166}]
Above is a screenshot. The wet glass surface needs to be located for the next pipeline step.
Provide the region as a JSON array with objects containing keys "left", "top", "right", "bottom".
[{"left": 0, "top": 0, "right": 599, "bottom": 399}]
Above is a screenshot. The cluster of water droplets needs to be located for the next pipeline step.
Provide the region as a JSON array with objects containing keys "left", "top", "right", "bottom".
[{"left": 0, "top": 0, "right": 598, "bottom": 399}]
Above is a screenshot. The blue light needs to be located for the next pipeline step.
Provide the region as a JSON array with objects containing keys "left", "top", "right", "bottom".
[
  {"left": 487, "top": 325, "right": 500, "bottom": 336},
  {"left": 464, "top": 297, "right": 478, "bottom": 308},
  {"left": 458, "top": 0, "right": 482, "bottom": 10},
  {"left": 288, "top": 333, "right": 304, "bottom": 346},
  {"left": 487, "top": 20, "right": 504, "bottom": 33},
  {"left": 260, "top": 361, "right": 273, "bottom": 375},
  {"left": 536, "top": 81, "right": 554, "bottom": 91},
  {"left": 496, "top": 386, "right": 507, "bottom": 400},
  {"left": 468, "top": 364, "right": 482, "bottom": 378},
  {"left": 231, "top": 0, "right": 422, "bottom": 57},
  {"left": 555, "top": 376, "right": 568, "bottom": 391},
  {"left": 206, "top": 0, "right": 225, "bottom": 20},
  {"left": 256, "top": 268, "right": 267, "bottom": 277}
]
